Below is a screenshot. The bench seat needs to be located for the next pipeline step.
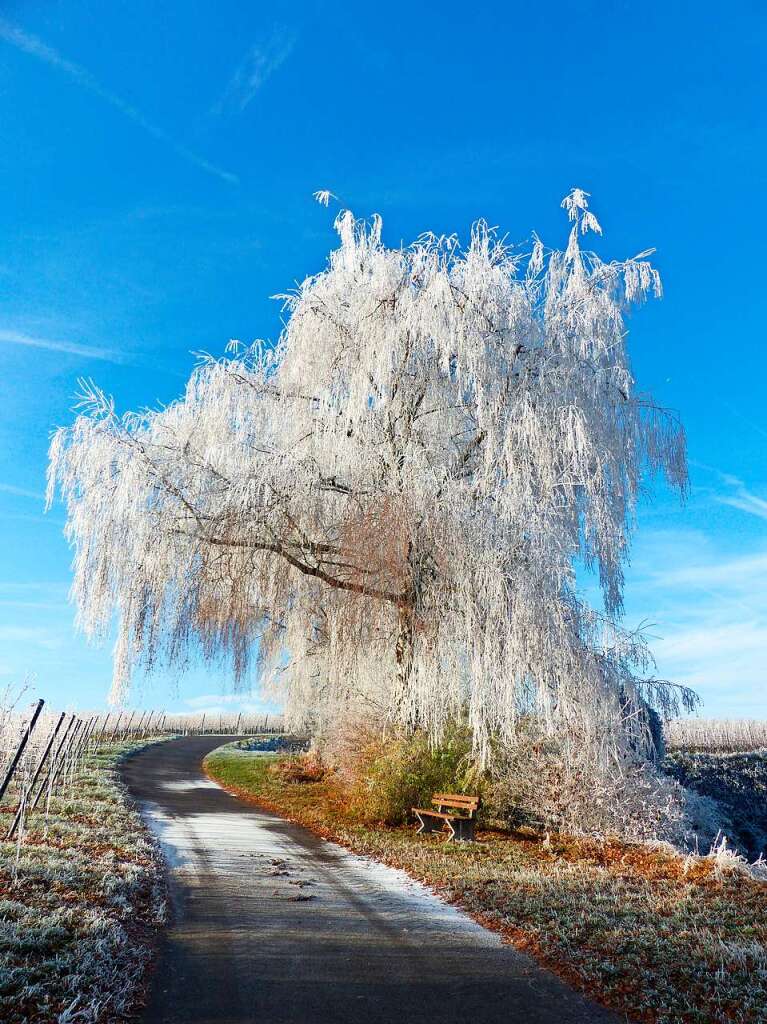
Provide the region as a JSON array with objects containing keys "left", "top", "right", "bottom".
[
  {"left": 412, "top": 793, "right": 480, "bottom": 842},
  {"left": 411, "top": 808, "right": 464, "bottom": 820}
]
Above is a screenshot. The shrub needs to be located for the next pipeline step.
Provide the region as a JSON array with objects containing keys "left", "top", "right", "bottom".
[
  {"left": 482, "top": 725, "right": 726, "bottom": 847},
  {"left": 322, "top": 720, "right": 475, "bottom": 825}
]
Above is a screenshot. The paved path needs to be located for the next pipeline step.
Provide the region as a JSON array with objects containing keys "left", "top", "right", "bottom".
[{"left": 121, "top": 737, "right": 619, "bottom": 1024}]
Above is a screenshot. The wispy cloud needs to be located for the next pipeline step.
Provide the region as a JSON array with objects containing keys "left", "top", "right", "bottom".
[
  {"left": 0, "top": 600, "right": 69, "bottom": 611},
  {"left": 0, "top": 482, "right": 45, "bottom": 501},
  {"left": 0, "top": 583, "right": 69, "bottom": 609},
  {"left": 648, "top": 549, "right": 767, "bottom": 593},
  {"left": 652, "top": 620, "right": 767, "bottom": 664},
  {"left": 214, "top": 28, "right": 296, "bottom": 114},
  {"left": 623, "top": 528, "right": 767, "bottom": 716},
  {"left": 0, "top": 625, "right": 62, "bottom": 650},
  {"left": 0, "top": 17, "right": 238, "bottom": 185},
  {"left": 690, "top": 463, "right": 767, "bottom": 522},
  {"left": 0, "top": 327, "right": 124, "bottom": 364},
  {"left": 719, "top": 487, "right": 767, "bottom": 521},
  {"left": 0, "top": 581, "right": 68, "bottom": 593},
  {"left": 0, "top": 513, "right": 65, "bottom": 526}
]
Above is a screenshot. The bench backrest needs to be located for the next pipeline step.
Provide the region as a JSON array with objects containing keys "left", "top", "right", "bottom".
[{"left": 432, "top": 793, "right": 480, "bottom": 816}]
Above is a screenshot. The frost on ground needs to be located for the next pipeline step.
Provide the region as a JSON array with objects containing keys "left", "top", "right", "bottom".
[{"left": 0, "top": 742, "right": 165, "bottom": 1024}]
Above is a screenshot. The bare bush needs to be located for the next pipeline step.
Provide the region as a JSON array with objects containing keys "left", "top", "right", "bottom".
[
  {"left": 484, "top": 725, "right": 725, "bottom": 847},
  {"left": 268, "top": 752, "right": 325, "bottom": 784},
  {"left": 312, "top": 716, "right": 720, "bottom": 844}
]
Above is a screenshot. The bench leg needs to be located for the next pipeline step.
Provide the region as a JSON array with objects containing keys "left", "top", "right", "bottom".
[
  {"left": 448, "top": 818, "right": 475, "bottom": 843},
  {"left": 415, "top": 812, "right": 446, "bottom": 835}
]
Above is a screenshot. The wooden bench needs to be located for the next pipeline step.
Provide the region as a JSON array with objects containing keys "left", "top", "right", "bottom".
[{"left": 412, "top": 793, "right": 480, "bottom": 842}]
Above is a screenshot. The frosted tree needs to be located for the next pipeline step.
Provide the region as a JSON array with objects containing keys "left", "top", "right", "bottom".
[{"left": 48, "top": 189, "right": 694, "bottom": 763}]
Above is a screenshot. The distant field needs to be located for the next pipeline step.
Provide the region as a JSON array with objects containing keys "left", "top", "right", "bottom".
[{"left": 666, "top": 718, "right": 767, "bottom": 753}]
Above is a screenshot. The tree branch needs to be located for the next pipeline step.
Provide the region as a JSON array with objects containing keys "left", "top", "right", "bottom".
[{"left": 175, "top": 530, "right": 407, "bottom": 606}]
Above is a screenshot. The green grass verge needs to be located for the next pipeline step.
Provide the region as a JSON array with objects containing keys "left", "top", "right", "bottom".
[
  {"left": 205, "top": 743, "right": 767, "bottom": 1024},
  {"left": 0, "top": 740, "right": 165, "bottom": 1024}
]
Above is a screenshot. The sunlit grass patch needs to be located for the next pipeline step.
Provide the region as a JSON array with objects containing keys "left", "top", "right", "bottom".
[
  {"left": 206, "top": 743, "right": 767, "bottom": 1024},
  {"left": 0, "top": 741, "right": 165, "bottom": 1024}
]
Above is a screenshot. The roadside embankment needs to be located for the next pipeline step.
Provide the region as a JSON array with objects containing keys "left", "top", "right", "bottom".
[
  {"left": 205, "top": 742, "right": 767, "bottom": 1024},
  {"left": 0, "top": 740, "right": 165, "bottom": 1024},
  {"left": 663, "top": 751, "right": 767, "bottom": 861}
]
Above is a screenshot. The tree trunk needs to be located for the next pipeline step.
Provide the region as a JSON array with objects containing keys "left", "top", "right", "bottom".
[{"left": 393, "top": 606, "right": 416, "bottom": 723}]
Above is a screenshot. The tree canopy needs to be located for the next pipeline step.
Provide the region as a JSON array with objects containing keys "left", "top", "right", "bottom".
[{"left": 49, "top": 189, "right": 693, "bottom": 762}]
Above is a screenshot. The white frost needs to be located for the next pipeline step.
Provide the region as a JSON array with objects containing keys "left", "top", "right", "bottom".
[{"left": 48, "top": 190, "right": 691, "bottom": 764}]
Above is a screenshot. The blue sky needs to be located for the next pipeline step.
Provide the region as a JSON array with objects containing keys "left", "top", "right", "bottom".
[{"left": 0, "top": 0, "right": 765, "bottom": 718}]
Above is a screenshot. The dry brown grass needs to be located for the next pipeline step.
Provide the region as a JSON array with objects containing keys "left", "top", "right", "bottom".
[{"left": 267, "top": 751, "right": 325, "bottom": 784}]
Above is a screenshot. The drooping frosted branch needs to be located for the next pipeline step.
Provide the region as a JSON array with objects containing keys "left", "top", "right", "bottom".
[{"left": 48, "top": 189, "right": 689, "bottom": 763}]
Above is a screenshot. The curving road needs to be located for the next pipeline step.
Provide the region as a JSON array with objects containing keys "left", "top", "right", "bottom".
[{"left": 121, "top": 737, "right": 619, "bottom": 1024}]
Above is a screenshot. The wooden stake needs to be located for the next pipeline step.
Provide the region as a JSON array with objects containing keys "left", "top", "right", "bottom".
[
  {"left": 0, "top": 699, "right": 45, "bottom": 804},
  {"left": 6, "top": 711, "right": 66, "bottom": 839}
]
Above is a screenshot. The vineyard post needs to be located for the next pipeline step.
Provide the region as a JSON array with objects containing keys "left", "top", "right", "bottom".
[
  {"left": 81, "top": 716, "right": 97, "bottom": 754},
  {"left": 6, "top": 711, "right": 66, "bottom": 840},
  {"left": 84, "top": 716, "right": 99, "bottom": 752},
  {"left": 95, "top": 713, "right": 110, "bottom": 743},
  {"left": 73, "top": 716, "right": 95, "bottom": 763},
  {"left": 30, "top": 714, "right": 76, "bottom": 812},
  {"left": 52, "top": 718, "right": 82, "bottom": 794},
  {"left": 0, "top": 698, "right": 45, "bottom": 804},
  {"left": 109, "top": 712, "right": 122, "bottom": 741},
  {"left": 73, "top": 717, "right": 93, "bottom": 779},
  {"left": 61, "top": 718, "right": 83, "bottom": 789},
  {"left": 69, "top": 717, "right": 90, "bottom": 773}
]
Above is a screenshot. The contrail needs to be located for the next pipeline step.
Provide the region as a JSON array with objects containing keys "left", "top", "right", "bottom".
[
  {"left": 0, "top": 328, "right": 124, "bottom": 363},
  {"left": 0, "top": 17, "right": 238, "bottom": 186},
  {"left": 0, "top": 482, "right": 45, "bottom": 501}
]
